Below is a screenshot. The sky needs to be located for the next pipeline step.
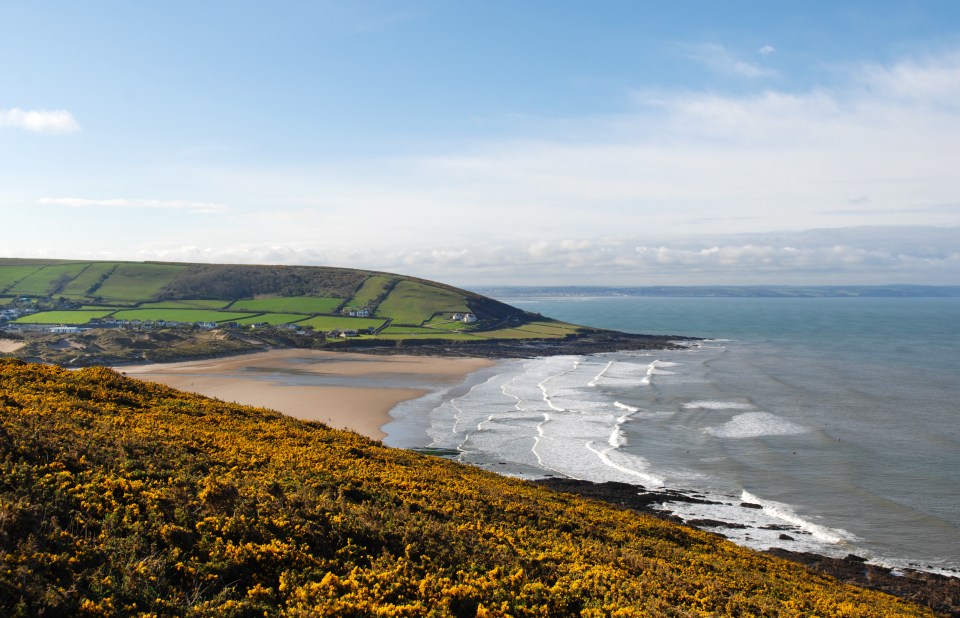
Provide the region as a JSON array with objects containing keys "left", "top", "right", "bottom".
[{"left": 2, "top": 1, "right": 959, "bottom": 286}]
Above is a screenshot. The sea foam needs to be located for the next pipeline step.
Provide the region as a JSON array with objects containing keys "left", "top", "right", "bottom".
[
  {"left": 683, "top": 401, "right": 754, "bottom": 410},
  {"left": 705, "top": 412, "right": 808, "bottom": 438}
]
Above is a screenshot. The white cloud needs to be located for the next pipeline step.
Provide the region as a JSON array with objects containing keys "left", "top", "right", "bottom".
[
  {"left": 856, "top": 49, "right": 960, "bottom": 103},
  {"left": 0, "top": 108, "right": 80, "bottom": 133},
  {"left": 759, "top": 45, "right": 776, "bottom": 56},
  {"left": 689, "top": 43, "right": 775, "bottom": 78},
  {"left": 39, "top": 197, "right": 230, "bottom": 214},
  {"left": 9, "top": 48, "right": 960, "bottom": 287},
  {"left": 74, "top": 226, "right": 957, "bottom": 287}
]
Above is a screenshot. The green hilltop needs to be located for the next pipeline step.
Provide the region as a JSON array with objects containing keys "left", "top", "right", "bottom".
[
  {"left": 0, "top": 258, "right": 521, "bottom": 330},
  {"left": 2, "top": 259, "right": 661, "bottom": 364}
]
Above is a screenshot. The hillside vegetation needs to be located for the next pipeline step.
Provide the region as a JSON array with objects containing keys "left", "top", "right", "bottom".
[
  {"left": 0, "top": 260, "right": 538, "bottom": 345},
  {"left": 0, "top": 359, "right": 933, "bottom": 617}
]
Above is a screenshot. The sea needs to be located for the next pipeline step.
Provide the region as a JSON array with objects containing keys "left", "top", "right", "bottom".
[{"left": 383, "top": 296, "right": 960, "bottom": 575}]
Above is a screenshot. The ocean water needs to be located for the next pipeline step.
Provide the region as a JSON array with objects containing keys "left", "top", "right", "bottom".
[{"left": 383, "top": 297, "right": 960, "bottom": 574}]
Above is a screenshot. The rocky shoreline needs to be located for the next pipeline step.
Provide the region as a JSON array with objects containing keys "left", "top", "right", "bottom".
[
  {"left": 337, "top": 329, "right": 694, "bottom": 359},
  {"left": 534, "top": 478, "right": 960, "bottom": 616},
  {"left": 1, "top": 327, "right": 692, "bottom": 366}
]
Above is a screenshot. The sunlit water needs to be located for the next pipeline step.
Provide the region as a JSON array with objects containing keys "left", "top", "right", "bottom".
[{"left": 384, "top": 297, "right": 960, "bottom": 574}]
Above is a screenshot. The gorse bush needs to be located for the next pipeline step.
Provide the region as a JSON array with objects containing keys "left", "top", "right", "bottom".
[{"left": 0, "top": 359, "right": 933, "bottom": 617}]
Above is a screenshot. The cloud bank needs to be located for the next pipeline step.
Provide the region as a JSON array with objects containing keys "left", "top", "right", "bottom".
[
  {"left": 52, "top": 226, "right": 957, "bottom": 287},
  {"left": 0, "top": 108, "right": 79, "bottom": 133}
]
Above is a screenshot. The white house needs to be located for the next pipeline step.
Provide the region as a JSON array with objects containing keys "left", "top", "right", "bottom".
[
  {"left": 462, "top": 313, "right": 478, "bottom": 323},
  {"left": 50, "top": 326, "right": 80, "bottom": 334}
]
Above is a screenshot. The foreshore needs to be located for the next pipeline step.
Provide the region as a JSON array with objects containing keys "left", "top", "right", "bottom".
[
  {"left": 535, "top": 479, "right": 960, "bottom": 616},
  {"left": 119, "top": 348, "right": 494, "bottom": 440},
  {"left": 116, "top": 347, "right": 959, "bottom": 615}
]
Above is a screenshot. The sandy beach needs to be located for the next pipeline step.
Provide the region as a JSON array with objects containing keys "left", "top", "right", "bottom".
[
  {"left": 0, "top": 340, "right": 25, "bottom": 354},
  {"left": 120, "top": 349, "right": 494, "bottom": 439}
]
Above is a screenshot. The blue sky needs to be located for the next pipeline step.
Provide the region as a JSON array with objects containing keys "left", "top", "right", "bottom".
[{"left": 2, "top": 1, "right": 959, "bottom": 285}]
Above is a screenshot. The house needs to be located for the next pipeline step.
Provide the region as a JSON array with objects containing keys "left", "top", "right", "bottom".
[
  {"left": 462, "top": 313, "right": 478, "bottom": 323},
  {"left": 451, "top": 313, "right": 463, "bottom": 321},
  {"left": 50, "top": 326, "right": 80, "bottom": 334}
]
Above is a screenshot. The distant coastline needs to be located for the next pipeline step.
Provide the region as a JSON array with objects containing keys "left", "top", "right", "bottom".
[{"left": 472, "top": 284, "right": 960, "bottom": 298}]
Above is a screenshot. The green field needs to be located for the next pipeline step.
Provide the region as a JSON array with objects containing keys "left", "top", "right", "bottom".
[
  {"left": 232, "top": 313, "right": 309, "bottom": 326},
  {"left": 58, "top": 263, "right": 118, "bottom": 299},
  {"left": 375, "top": 280, "right": 470, "bottom": 325},
  {"left": 379, "top": 325, "right": 443, "bottom": 335},
  {"left": 228, "top": 296, "right": 342, "bottom": 314},
  {"left": 0, "top": 265, "right": 45, "bottom": 293},
  {"left": 93, "top": 263, "right": 187, "bottom": 301},
  {"left": 422, "top": 315, "right": 478, "bottom": 332},
  {"left": 6, "top": 263, "right": 89, "bottom": 296},
  {"left": 137, "top": 300, "right": 230, "bottom": 310},
  {"left": 14, "top": 310, "right": 116, "bottom": 325},
  {"left": 474, "top": 321, "right": 581, "bottom": 339},
  {"left": 298, "top": 315, "right": 387, "bottom": 331},
  {"left": 374, "top": 332, "right": 484, "bottom": 341},
  {"left": 110, "top": 309, "right": 257, "bottom": 323},
  {"left": 0, "top": 260, "right": 560, "bottom": 350},
  {"left": 346, "top": 274, "right": 395, "bottom": 308}
]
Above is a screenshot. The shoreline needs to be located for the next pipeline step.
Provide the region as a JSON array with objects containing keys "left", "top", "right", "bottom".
[
  {"left": 534, "top": 479, "right": 960, "bottom": 616},
  {"left": 113, "top": 346, "right": 959, "bottom": 615},
  {"left": 119, "top": 348, "right": 494, "bottom": 440}
]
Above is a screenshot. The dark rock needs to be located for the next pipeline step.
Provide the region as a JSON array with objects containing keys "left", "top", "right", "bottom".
[
  {"left": 685, "top": 519, "right": 748, "bottom": 529},
  {"left": 531, "top": 476, "right": 959, "bottom": 617},
  {"left": 765, "top": 549, "right": 960, "bottom": 617}
]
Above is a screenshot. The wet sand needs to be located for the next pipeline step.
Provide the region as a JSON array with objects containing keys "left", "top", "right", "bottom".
[{"left": 120, "top": 349, "right": 494, "bottom": 439}]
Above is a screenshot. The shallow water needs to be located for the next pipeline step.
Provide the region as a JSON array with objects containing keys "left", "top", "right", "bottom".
[{"left": 384, "top": 297, "right": 960, "bottom": 574}]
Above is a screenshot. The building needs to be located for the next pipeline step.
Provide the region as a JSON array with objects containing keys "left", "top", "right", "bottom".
[{"left": 50, "top": 326, "right": 80, "bottom": 334}]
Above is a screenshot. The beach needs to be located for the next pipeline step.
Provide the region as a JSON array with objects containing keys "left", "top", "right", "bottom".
[
  {"left": 0, "top": 340, "right": 25, "bottom": 354},
  {"left": 120, "top": 349, "right": 494, "bottom": 439}
]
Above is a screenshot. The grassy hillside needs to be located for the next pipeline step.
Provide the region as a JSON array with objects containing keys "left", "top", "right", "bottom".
[
  {"left": 1, "top": 259, "right": 529, "bottom": 331},
  {"left": 0, "top": 258, "right": 620, "bottom": 363},
  {"left": 0, "top": 359, "right": 932, "bottom": 617}
]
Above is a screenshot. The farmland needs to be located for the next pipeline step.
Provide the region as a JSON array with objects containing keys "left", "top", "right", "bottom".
[
  {"left": 229, "top": 296, "right": 343, "bottom": 314},
  {"left": 109, "top": 309, "right": 260, "bottom": 323},
  {"left": 13, "top": 310, "right": 116, "bottom": 325},
  {"left": 137, "top": 299, "right": 231, "bottom": 309},
  {"left": 345, "top": 273, "right": 395, "bottom": 308},
  {"left": 0, "top": 258, "right": 617, "bottom": 364},
  {"left": 58, "top": 263, "right": 119, "bottom": 299},
  {"left": 375, "top": 280, "right": 471, "bottom": 324},
  {"left": 92, "top": 263, "right": 187, "bottom": 302}
]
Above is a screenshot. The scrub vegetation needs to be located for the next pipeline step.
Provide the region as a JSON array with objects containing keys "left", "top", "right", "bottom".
[{"left": 0, "top": 359, "right": 932, "bottom": 617}]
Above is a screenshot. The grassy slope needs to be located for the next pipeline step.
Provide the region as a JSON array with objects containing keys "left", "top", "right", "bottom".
[
  {"left": 1, "top": 260, "right": 543, "bottom": 345},
  {"left": 375, "top": 280, "right": 472, "bottom": 325},
  {"left": 0, "top": 359, "right": 932, "bottom": 617}
]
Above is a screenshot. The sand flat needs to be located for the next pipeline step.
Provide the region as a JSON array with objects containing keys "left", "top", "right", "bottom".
[
  {"left": 0, "top": 340, "right": 25, "bottom": 354},
  {"left": 120, "top": 350, "right": 494, "bottom": 439}
]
